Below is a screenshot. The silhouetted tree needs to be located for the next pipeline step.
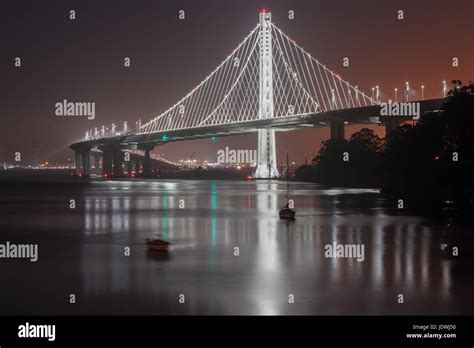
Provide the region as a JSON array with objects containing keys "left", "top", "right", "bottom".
[
  {"left": 383, "top": 81, "right": 474, "bottom": 215},
  {"left": 300, "top": 129, "right": 383, "bottom": 186},
  {"left": 350, "top": 128, "right": 384, "bottom": 153}
]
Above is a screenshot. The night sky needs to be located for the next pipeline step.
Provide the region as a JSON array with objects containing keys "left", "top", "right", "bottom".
[{"left": 1, "top": 0, "right": 473, "bottom": 165}]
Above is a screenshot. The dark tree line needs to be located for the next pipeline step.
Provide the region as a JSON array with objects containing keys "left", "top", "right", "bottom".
[
  {"left": 295, "top": 128, "right": 384, "bottom": 186},
  {"left": 296, "top": 81, "right": 474, "bottom": 214}
]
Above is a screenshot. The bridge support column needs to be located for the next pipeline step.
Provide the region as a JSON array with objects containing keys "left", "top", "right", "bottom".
[
  {"left": 330, "top": 120, "right": 345, "bottom": 140},
  {"left": 134, "top": 158, "right": 141, "bottom": 174},
  {"left": 126, "top": 157, "right": 132, "bottom": 174},
  {"left": 81, "top": 149, "right": 91, "bottom": 176},
  {"left": 74, "top": 151, "right": 82, "bottom": 175},
  {"left": 94, "top": 154, "right": 101, "bottom": 174},
  {"left": 384, "top": 118, "right": 403, "bottom": 139},
  {"left": 143, "top": 148, "right": 153, "bottom": 176},
  {"left": 255, "top": 129, "right": 279, "bottom": 178},
  {"left": 113, "top": 148, "right": 124, "bottom": 177},
  {"left": 103, "top": 147, "right": 113, "bottom": 176}
]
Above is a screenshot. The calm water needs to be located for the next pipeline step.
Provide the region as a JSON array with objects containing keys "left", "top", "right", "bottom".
[{"left": 0, "top": 175, "right": 473, "bottom": 315}]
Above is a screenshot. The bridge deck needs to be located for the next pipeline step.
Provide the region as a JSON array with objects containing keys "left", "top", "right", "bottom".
[{"left": 71, "top": 99, "right": 444, "bottom": 150}]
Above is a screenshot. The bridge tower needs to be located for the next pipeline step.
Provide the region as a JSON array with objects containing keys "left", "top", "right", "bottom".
[{"left": 254, "top": 9, "right": 279, "bottom": 178}]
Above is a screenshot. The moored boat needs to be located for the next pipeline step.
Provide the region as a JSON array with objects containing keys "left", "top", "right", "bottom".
[
  {"left": 279, "top": 205, "right": 296, "bottom": 220},
  {"left": 279, "top": 152, "right": 296, "bottom": 220},
  {"left": 146, "top": 238, "right": 170, "bottom": 251}
]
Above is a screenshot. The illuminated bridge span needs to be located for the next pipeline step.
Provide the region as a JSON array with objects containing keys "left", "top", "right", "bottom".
[{"left": 71, "top": 10, "right": 443, "bottom": 177}]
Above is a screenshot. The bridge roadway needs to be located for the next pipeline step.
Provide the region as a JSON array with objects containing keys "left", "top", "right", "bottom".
[{"left": 70, "top": 99, "right": 444, "bottom": 177}]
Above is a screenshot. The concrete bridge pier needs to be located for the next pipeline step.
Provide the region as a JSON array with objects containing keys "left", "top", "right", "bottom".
[
  {"left": 113, "top": 147, "right": 124, "bottom": 177},
  {"left": 126, "top": 157, "right": 133, "bottom": 174},
  {"left": 81, "top": 149, "right": 91, "bottom": 176},
  {"left": 383, "top": 117, "right": 404, "bottom": 139},
  {"left": 134, "top": 157, "right": 141, "bottom": 174},
  {"left": 75, "top": 151, "right": 82, "bottom": 175},
  {"left": 140, "top": 144, "right": 155, "bottom": 176},
  {"left": 330, "top": 120, "right": 345, "bottom": 140},
  {"left": 143, "top": 149, "right": 151, "bottom": 176},
  {"left": 102, "top": 147, "right": 113, "bottom": 176},
  {"left": 93, "top": 154, "right": 101, "bottom": 174}
]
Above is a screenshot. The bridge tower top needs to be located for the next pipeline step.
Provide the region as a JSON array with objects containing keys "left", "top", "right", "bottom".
[{"left": 259, "top": 9, "right": 273, "bottom": 120}]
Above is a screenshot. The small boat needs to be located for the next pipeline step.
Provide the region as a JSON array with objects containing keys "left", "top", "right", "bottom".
[
  {"left": 279, "top": 153, "right": 296, "bottom": 220},
  {"left": 146, "top": 238, "right": 170, "bottom": 251},
  {"left": 279, "top": 204, "right": 296, "bottom": 220}
]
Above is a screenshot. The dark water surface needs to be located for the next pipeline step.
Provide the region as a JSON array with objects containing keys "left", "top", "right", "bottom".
[{"left": 0, "top": 174, "right": 473, "bottom": 315}]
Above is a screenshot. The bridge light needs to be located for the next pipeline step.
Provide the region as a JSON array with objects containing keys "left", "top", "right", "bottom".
[
  {"left": 421, "top": 85, "right": 425, "bottom": 100},
  {"left": 161, "top": 133, "right": 168, "bottom": 141},
  {"left": 211, "top": 136, "right": 216, "bottom": 141}
]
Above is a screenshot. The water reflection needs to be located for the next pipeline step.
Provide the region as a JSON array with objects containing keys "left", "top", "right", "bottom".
[{"left": 76, "top": 180, "right": 468, "bottom": 314}]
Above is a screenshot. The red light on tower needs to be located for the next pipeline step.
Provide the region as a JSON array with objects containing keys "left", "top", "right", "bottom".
[{"left": 260, "top": 7, "right": 268, "bottom": 13}]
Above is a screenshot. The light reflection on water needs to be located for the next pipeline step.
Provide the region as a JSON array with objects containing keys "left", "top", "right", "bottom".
[
  {"left": 1, "top": 177, "right": 471, "bottom": 315},
  {"left": 73, "top": 180, "right": 469, "bottom": 315}
]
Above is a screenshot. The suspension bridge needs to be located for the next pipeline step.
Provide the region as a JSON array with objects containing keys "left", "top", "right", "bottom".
[{"left": 70, "top": 10, "right": 444, "bottom": 177}]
